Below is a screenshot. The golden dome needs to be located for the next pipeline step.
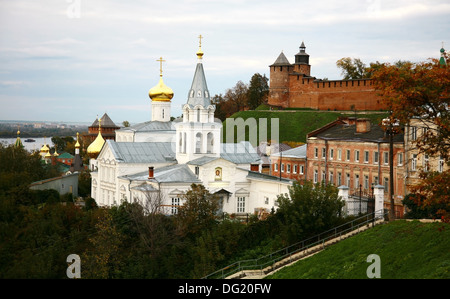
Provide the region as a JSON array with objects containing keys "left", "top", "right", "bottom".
[
  {"left": 149, "top": 76, "right": 174, "bottom": 102},
  {"left": 40, "top": 144, "right": 49, "bottom": 153},
  {"left": 87, "top": 132, "right": 105, "bottom": 159},
  {"left": 87, "top": 119, "right": 105, "bottom": 159},
  {"left": 75, "top": 132, "right": 80, "bottom": 148}
]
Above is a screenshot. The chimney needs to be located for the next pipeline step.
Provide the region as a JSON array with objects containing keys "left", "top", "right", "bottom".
[
  {"left": 356, "top": 118, "right": 371, "bottom": 133},
  {"left": 148, "top": 166, "right": 154, "bottom": 179},
  {"left": 250, "top": 164, "right": 259, "bottom": 172}
]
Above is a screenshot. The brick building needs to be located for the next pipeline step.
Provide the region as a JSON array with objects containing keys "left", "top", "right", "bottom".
[
  {"left": 305, "top": 117, "right": 405, "bottom": 216},
  {"left": 267, "top": 42, "right": 385, "bottom": 111},
  {"left": 404, "top": 118, "right": 449, "bottom": 188},
  {"left": 271, "top": 144, "right": 307, "bottom": 181}
]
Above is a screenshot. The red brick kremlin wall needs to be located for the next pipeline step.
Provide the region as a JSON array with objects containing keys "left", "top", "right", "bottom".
[{"left": 268, "top": 47, "right": 386, "bottom": 111}]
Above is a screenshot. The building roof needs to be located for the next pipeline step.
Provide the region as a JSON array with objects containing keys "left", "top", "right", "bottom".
[
  {"left": 246, "top": 170, "right": 293, "bottom": 184},
  {"left": 220, "top": 141, "right": 261, "bottom": 164},
  {"left": 57, "top": 152, "right": 74, "bottom": 159},
  {"left": 117, "top": 121, "right": 175, "bottom": 133},
  {"left": 90, "top": 113, "right": 119, "bottom": 128},
  {"left": 107, "top": 140, "right": 176, "bottom": 163},
  {"left": 186, "top": 61, "right": 213, "bottom": 109},
  {"left": 187, "top": 141, "right": 261, "bottom": 166},
  {"left": 271, "top": 144, "right": 307, "bottom": 158},
  {"left": 121, "top": 164, "right": 201, "bottom": 184},
  {"left": 308, "top": 119, "right": 404, "bottom": 143},
  {"left": 270, "top": 51, "right": 291, "bottom": 66},
  {"left": 256, "top": 142, "right": 292, "bottom": 156}
]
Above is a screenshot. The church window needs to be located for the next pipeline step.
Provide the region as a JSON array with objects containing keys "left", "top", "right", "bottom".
[
  {"left": 162, "top": 109, "right": 165, "bottom": 119},
  {"left": 197, "top": 108, "right": 200, "bottom": 122},
  {"left": 195, "top": 166, "right": 199, "bottom": 176},
  {"left": 237, "top": 197, "right": 245, "bottom": 213},
  {"left": 205, "top": 90, "right": 209, "bottom": 98},
  {"left": 190, "top": 90, "right": 194, "bottom": 98},
  {"left": 197, "top": 90, "right": 202, "bottom": 97},
  {"left": 171, "top": 197, "right": 180, "bottom": 215}
]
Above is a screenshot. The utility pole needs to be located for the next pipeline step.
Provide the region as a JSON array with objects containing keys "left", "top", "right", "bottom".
[{"left": 389, "top": 121, "right": 395, "bottom": 221}]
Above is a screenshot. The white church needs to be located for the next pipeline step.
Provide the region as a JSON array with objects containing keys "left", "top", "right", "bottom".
[{"left": 88, "top": 39, "right": 292, "bottom": 216}]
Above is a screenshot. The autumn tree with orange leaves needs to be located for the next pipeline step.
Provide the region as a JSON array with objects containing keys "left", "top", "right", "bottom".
[{"left": 371, "top": 52, "right": 450, "bottom": 222}]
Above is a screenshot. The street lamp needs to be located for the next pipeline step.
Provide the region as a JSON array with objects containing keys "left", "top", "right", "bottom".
[{"left": 382, "top": 117, "right": 400, "bottom": 221}]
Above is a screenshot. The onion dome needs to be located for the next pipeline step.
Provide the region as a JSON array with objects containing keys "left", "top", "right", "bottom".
[
  {"left": 87, "top": 119, "right": 105, "bottom": 159},
  {"left": 149, "top": 76, "right": 174, "bottom": 102},
  {"left": 149, "top": 57, "right": 174, "bottom": 102},
  {"left": 75, "top": 132, "right": 80, "bottom": 148},
  {"left": 14, "top": 127, "right": 23, "bottom": 148},
  {"left": 40, "top": 138, "right": 50, "bottom": 154}
]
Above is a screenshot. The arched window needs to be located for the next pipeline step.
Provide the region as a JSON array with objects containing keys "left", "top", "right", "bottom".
[
  {"left": 195, "top": 132, "right": 202, "bottom": 153},
  {"left": 207, "top": 132, "right": 214, "bottom": 153},
  {"left": 197, "top": 108, "right": 201, "bottom": 122}
]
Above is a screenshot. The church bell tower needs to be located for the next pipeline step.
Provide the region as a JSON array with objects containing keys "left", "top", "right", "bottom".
[{"left": 175, "top": 35, "right": 222, "bottom": 164}]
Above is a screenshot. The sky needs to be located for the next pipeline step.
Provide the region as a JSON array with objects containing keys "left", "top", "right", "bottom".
[{"left": 0, "top": 0, "right": 449, "bottom": 125}]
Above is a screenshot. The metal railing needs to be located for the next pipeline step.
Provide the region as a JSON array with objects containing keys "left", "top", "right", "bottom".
[{"left": 202, "top": 209, "right": 389, "bottom": 279}]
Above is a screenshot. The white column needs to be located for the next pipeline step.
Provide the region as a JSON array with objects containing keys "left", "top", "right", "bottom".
[
  {"left": 373, "top": 185, "right": 385, "bottom": 220},
  {"left": 338, "top": 185, "right": 350, "bottom": 215}
]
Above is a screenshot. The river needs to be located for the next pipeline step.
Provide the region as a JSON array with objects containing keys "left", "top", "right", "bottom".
[{"left": 0, "top": 137, "right": 55, "bottom": 152}]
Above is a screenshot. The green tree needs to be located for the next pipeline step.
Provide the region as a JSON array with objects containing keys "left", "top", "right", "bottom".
[
  {"left": 276, "top": 180, "right": 345, "bottom": 245},
  {"left": 336, "top": 57, "right": 369, "bottom": 79},
  {"left": 247, "top": 73, "right": 269, "bottom": 110},
  {"left": 175, "top": 184, "right": 220, "bottom": 238}
]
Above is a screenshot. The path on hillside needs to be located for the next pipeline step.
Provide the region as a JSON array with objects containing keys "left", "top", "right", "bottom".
[{"left": 226, "top": 218, "right": 385, "bottom": 279}]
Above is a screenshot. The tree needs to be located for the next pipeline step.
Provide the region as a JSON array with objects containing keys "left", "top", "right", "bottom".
[
  {"left": 336, "top": 57, "right": 370, "bottom": 79},
  {"left": 175, "top": 184, "right": 220, "bottom": 238},
  {"left": 275, "top": 180, "right": 345, "bottom": 245},
  {"left": 122, "top": 120, "right": 130, "bottom": 127},
  {"left": 247, "top": 73, "right": 269, "bottom": 110},
  {"left": 372, "top": 55, "right": 450, "bottom": 222},
  {"left": 224, "top": 80, "right": 249, "bottom": 112},
  {"left": 372, "top": 57, "right": 450, "bottom": 160}
]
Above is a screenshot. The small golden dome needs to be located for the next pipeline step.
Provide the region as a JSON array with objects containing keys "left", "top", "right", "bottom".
[
  {"left": 75, "top": 132, "right": 80, "bottom": 148},
  {"left": 149, "top": 76, "right": 174, "bottom": 102},
  {"left": 87, "top": 132, "right": 105, "bottom": 159},
  {"left": 40, "top": 144, "right": 49, "bottom": 153}
]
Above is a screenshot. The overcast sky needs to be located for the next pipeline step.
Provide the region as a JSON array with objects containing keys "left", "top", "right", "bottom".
[{"left": 0, "top": 0, "right": 448, "bottom": 124}]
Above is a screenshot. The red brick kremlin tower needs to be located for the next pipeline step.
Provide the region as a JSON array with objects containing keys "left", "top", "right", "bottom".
[{"left": 268, "top": 42, "right": 385, "bottom": 111}]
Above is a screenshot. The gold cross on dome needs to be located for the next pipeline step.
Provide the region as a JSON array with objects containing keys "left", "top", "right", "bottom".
[
  {"left": 198, "top": 34, "right": 203, "bottom": 48},
  {"left": 156, "top": 57, "right": 165, "bottom": 77}
]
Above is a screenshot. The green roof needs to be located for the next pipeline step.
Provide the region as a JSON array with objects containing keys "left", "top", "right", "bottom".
[{"left": 58, "top": 152, "right": 74, "bottom": 159}]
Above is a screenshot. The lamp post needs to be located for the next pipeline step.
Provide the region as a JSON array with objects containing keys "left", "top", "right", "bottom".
[{"left": 382, "top": 117, "right": 399, "bottom": 221}]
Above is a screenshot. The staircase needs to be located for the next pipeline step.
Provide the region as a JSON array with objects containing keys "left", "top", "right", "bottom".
[{"left": 203, "top": 210, "right": 388, "bottom": 279}]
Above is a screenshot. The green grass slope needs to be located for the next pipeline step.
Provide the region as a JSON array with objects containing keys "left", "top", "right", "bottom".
[
  {"left": 266, "top": 220, "right": 450, "bottom": 279},
  {"left": 222, "top": 110, "right": 388, "bottom": 144}
]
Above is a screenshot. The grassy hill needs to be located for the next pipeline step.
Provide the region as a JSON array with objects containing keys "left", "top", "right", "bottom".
[
  {"left": 265, "top": 220, "right": 450, "bottom": 279},
  {"left": 222, "top": 109, "right": 388, "bottom": 145}
]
